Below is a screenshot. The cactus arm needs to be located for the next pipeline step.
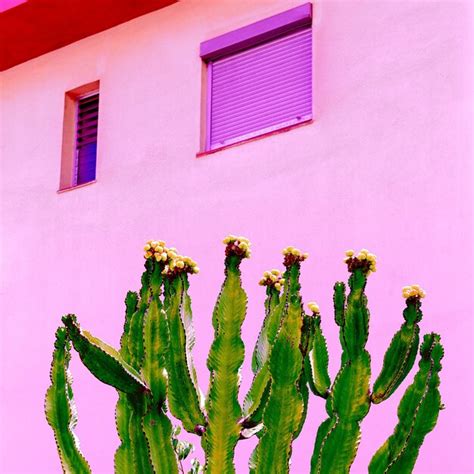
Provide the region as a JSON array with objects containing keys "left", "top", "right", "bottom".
[
  {"left": 252, "top": 286, "right": 281, "bottom": 373},
  {"left": 143, "top": 405, "right": 179, "bottom": 473},
  {"left": 311, "top": 417, "right": 361, "bottom": 474},
  {"left": 294, "top": 371, "right": 310, "bottom": 439},
  {"left": 164, "top": 274, "right": 206, "bottom": 433},
  {"left": 311, "top": 352, "right": 371, "bottom": 473},
  {"left": 142, "top": 295, "right": 168, "bottom": 406},
  {"left": 343, "top": 269, "right": 370, "bottom": 359},
  {"left": 114, "top": 291, "right": 140, "bottom": 474},
  {"left": 369, "top": 333, "right": 444, "bottom": 474},
  {"left": 305, "top": 314, "right": 331, "bottom": 398},
  {"left": 141, "top": 262, "right": 180, "bottom": 473},
  {"left": 120, "top": 291, "right": 139, "bottom": 360},
  {"left": 126, "top": 395, "right": 154, "bottom": 474},
  {"left": 242, "top": 368, "right": 271, "bottom": 429},
  {"left": 333, "top": 282, "right": 346, "bottom": 327},
  {"left": 371, "top": 298, "right": 423, "bottom": 404},
  {"left": 114, "top": 393, "right": 135, "bottom": 474},
  {"left": 311, "top": 261, "right": 373, "bottom": 474},
  {"left": 204, "top": 252, "right": 248, "bottom": 474},
  {"left": 331, "top": 351, "right": 371, "bottom": 421},
  {"left": 255, "top": 261, "right": 305, "bottom": 474},
  {"left": 45, "top": 328, "right": 91, "bottom": 474},
  {"left": 294, "top": 313, "right": 317, "bottom": 438},
  {"left": 128, "top": 261, "right": 153, "bottom": 370},
  {"left": 182, "top": 274, "right": 203, "bottom": 403},
  {"left": 243, "top": 285, "right": 283, "bottom": 427},
  {"left": 62, "top": 314, "right": 148, "bottom": 394}
]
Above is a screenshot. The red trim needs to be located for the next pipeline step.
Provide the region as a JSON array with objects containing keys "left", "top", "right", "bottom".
[
  {"left": 0, "top": 0, "right": 177, "bottom": 71},
  {"left": 196, "top": 118, "right": 313, "bottom": 158}
]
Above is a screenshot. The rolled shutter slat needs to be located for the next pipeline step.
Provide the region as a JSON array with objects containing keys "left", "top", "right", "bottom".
[
  {"left": 209, "top": 27, "right": 312, "bottom": 149},
  {"left": 75, "top": 93, "right": 99, "bottom": 185}
]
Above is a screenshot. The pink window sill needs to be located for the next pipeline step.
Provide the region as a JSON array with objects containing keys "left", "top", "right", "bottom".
[
  {"left": 196, "top": 117, "right": 313, "bottom": 158},
  {"left": 57, "top": 180, "right": 97, "bottom": 194}
]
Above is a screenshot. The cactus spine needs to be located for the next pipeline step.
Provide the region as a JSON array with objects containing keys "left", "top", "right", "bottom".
[{"left": 45, "top": 240, "right": 443, "bottom": 474}]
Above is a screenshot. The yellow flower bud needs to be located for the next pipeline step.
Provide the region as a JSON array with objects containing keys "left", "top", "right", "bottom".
[{"left": 345, "top": 249, "right": 354, "bottom": 257}]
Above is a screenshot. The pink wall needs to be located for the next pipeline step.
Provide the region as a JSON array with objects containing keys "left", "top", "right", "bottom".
[{"left": 1, "top": 1, "right": 473, "bottom": 472}]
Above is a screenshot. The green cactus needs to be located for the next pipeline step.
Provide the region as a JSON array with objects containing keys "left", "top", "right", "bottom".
[
  {"left": 202, "top": 237, "right": 249, "bottom": 473},
  {"left": 45, "top": 327, "right": 91, "bottom": 474},
  {"left": 253, "top": 249, "right": 307, "bottom": 474},
  {"left": 369, "top": 333, "right": 444, "bottom": 474},
  {"left": 45, "top": 240, "right": 443, "bottom": 474},
  {"left": 309, "top": 250, "right": 441, "bottom": 474}
]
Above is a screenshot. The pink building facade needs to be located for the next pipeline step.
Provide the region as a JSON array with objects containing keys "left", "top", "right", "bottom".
[{"left": 0, "top": 1, "right": 473, "bottom": 472}]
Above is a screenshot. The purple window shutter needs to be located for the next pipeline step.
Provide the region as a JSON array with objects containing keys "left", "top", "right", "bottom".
[
  {"left": 75, "top": 93, "right": 99, "bottom": 185},
  {"left": 208, "top": 27, "right": 312, "bottom": 150}
]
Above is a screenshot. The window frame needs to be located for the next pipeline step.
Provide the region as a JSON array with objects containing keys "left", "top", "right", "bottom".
[
  {"left": 200, "top": 3, "right": 313, "bottom": 154},
  {"left": 58, "top": 80, "right": 100, "bottom": 192}
]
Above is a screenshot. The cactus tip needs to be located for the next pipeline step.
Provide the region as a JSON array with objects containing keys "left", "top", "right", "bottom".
[
  {"left": 402, "top": 284, "right": 426, "bottom": 300},
  {"left": 282, "top": 246, "right": 308, "bottom": 266},
  {"left": 344, "top": 248, "right": 377, "bottom": 274},
  {"left": 307, "top": 301, "right": 320, "bottom": 314},
  {"left": 259, "top": 269, "right": 284, "bottom": 290},
  {"left": 143, "top": 239, "right": 167, "bottom": 260},
  {"left": 223, "top": 234, "right": 251, "bottom": 259}
]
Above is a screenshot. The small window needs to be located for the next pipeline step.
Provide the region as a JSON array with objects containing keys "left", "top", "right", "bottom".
[
  {"left": 75, "top": 93, "right": 99, "bottom": 185},
  {"left": 59, "top": 81, "right": 100, "bottom": 191},
  {"left": 200, "top": 3, "right": 313, "bottom": 152}
]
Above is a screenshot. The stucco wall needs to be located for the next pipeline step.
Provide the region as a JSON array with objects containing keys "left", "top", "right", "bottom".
[{"left": 0, "top": 1, "right": 472, "bottom": 472}]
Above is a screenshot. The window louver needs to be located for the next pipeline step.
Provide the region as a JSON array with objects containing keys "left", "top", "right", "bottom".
[
  {"left": 75, "top": 93, "right": 99, "bottom": 185},
  {"left": 208, "top": 27, "right": 312, "bottom": 150}
]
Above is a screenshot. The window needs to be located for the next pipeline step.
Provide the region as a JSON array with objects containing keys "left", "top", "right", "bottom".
[
  {"left": 59, "top": 81, "right": 100, "bottom": 191},
  {"left": 75, "top": 93, "right": 99, "bottom": 185},
  {"left": 200, "top": 3, "right": 313, "bottom": 152}
]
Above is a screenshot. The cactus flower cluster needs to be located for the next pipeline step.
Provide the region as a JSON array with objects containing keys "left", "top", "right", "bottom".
[
  {"left": 402, "top": 284, "right": 426, "bottom": 299},
  {"left": 282, "top": 246, "right": 309, "bottom": 266},
  {"left": 344, "top": 248, "right": 377, "bottom": 274},
  {"left": 258, "top": 269, "right": 285, "bottom": 291},
  {"left": 222, "top": 234, "right": 251, "bottom": 258},
  {"left": 144, "top": 240, "right": 199, "bottom": 275},
  {"left": 46, "top": 237, "right": 443, "bottom": 474}
]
